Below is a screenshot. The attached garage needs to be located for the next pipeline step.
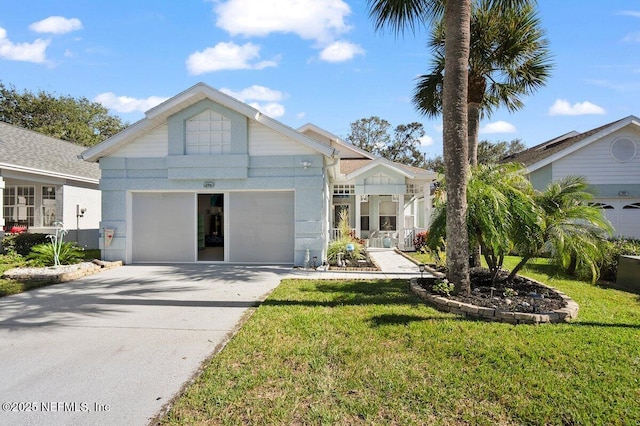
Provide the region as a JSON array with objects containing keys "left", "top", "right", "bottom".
[
  {"left": 228, "top": 192, "right": 294, "bottom": 263},
  {"left": 593, "top": 199, "right": 640, "bottom": 239},
  {"left": 132, "top": 193, "right": 195, "bottom": 263}
]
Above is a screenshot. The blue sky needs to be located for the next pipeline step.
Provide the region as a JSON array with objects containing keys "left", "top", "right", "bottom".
[{"left": 1, "top": 1, "right": 640, "bottom": 159}]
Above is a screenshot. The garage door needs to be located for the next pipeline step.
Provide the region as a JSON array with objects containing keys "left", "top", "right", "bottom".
[
  {"left": 592, "top": 199, "right": 640, "bottom": 239},
  {"left": 228, "top": 192, "right": 294, "bottom": 263},
  {"left": 132, "top": 193, "right": 195, "bottom": 262}
]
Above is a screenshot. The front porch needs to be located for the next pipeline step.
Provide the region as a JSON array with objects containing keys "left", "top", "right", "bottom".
[{"left": 330, "top": 190, "right": 433, "bottom": 251}]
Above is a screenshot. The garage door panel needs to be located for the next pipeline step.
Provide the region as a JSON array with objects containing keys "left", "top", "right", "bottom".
[
  {"left": 132, "top": 193, "right": 195, "bottom": 262},
  {"left": 229, "top": 192, "right": 294, "bottom": 263},
  {"left": 593, "top": 198, "right": 640, "bottom": 239}
]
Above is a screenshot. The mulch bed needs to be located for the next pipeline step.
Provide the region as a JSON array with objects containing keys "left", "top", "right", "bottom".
[{"left": 418, "top": 267, "right": 565, "bottom": 313}]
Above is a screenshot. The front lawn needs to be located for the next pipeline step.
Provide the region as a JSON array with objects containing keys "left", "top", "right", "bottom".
[{"left": 161, "top": 260, "right": 640, "bottom": 425}]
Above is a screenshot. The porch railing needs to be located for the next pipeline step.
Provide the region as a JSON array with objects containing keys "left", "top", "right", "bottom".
[{"left": 329, "top": 228, "right": 356, "bottom": 241}]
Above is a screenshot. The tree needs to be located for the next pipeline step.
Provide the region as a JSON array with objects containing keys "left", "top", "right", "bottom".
[
  {"left": 477, "top": 139, "right": 526, "bottom": 165},
  {"left": 428, "top": 163, "right": 538, "bottom": 285},
  {"left": 510, "top": 176, "right": 613, "bottom": 284},
  {"left": 381, "top": 122, "right": 426, "bottom": 167},
  {"left": 414, "top": 0, "right": 552, "bottom": 167},
  {"left": 368, "top": 0, "right": 534, "bottom": 295},
  {"left": 0, "top": 82, "right": 127, "bottom": 147},
  {"left": 345, "top": 116, "right": 391, "bottom": 154},
  {"left": 346, "top": 117, "right": 427, "bottom": 167}
]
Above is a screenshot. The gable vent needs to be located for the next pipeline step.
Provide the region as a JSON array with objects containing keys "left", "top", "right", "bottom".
[{"left": 611, "top": 137, "right": 636, "bottom": 162}]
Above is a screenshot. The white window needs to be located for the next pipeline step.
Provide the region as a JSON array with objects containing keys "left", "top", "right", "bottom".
[
  {"left": 185, "top": 109, "right": 231, "bottom": 155},
  {"left": 42, "top": 186, "right": 57, "bottom": 227},
  {"left": 3, "top": 186, "right": 35, "bottom": 227},
  {"left": 333, "top": 184, "right": 354, "bottom": 195}
]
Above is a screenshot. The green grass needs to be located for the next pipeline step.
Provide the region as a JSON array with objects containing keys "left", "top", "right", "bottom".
[
  {"left": 0, "top": 248, "right": 102, "bottom": 298},
  {"left": 162, "top": 258, "right": 640, "bottom": 425}
]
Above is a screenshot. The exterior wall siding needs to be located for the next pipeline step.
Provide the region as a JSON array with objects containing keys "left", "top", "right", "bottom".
[
  {"left": 552, "top": 128, "right": 640, "bottom": 184},
  {"left": 249, "top": 122, "right": 316, "bottom": 156},
  {"left": 110, "top": 124, "right": 168, "bottom": 158}
]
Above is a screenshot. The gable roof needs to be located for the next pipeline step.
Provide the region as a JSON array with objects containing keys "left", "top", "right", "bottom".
[
  {"left": 297, "top": 123, "right": 375, "bottom": 160},
  {"left": 81, "top": 83, "right": 337, "bottom": 162},
  {"left": 0, "top": 121, "right": 100, "bottom": 183},
  {"left": 503, "top": 115, "right": 640, "bottom": 172},
  {"left": 340, "top": 158, "right": 437, "bottom": 180}
]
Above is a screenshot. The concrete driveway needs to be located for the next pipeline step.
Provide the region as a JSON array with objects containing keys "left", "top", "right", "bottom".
[{"left": 0, "top": 264, "right": 287, "bottom": 426}]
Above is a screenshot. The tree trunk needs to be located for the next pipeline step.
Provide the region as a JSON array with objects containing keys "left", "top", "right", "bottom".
[
  {"left": 468, "top": 102, "right": 482, "bottom": 267},
  {"left": 467, "top": 102, "right": 480, "bottom": 167},
  {"left": 442, "top": 0, "right": 472, "bottom": 295}
]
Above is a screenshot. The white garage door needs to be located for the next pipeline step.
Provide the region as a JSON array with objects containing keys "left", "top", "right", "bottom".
[
  {"left": 593, "top": 199, "right": 640, "bottom": 239},
  {"left": 228, "top": 192, "right": 294, "bottom": 263},
  {"left": 132, "top": 193, "right": 196, "bottom": 262}
]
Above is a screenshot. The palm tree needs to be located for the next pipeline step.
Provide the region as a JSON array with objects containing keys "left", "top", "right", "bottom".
[
  {"left": 427, "top": 163, "right": 539, "bottom": 285},
  {"left": 368, "top": 0, "right": 535, "bottom": 295},
  {"left": 510, "top": 176, "right": 613, "bottom": 283},
  {"left": 414, "top": 0, "right": 552, "bottom": 167}
]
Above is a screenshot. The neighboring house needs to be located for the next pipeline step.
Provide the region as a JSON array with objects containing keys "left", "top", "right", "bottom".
[
  {"left": 504, "top": 115, "right": 640, "bottom": 239},
  {"left": 80, "top": 83, "right": 437, "bottom": 265},
  {"left": 0, "top": 121, "right": 102, "bottom": 248}
]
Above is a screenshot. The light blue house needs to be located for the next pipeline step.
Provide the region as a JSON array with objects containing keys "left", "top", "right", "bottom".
[{"left": 81, "top": 83, "right": 436, "bottom": 264}]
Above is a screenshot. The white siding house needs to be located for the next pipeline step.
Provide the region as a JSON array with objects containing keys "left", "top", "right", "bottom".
[
  {"left": 505, "top": 115, "right": 640, "bottom": 239},
  {"left": 0, "top": 122, "right": 102, "bottom": 248},
  {"left": 81, "top": 83, "right": 437, "bottom": 264}
]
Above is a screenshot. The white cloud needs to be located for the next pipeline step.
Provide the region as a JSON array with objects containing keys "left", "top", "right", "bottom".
[
  {"left": 617, "top": 10, "right": 640, "bottom": 18},
  {"left": 186, "top": 41, "right": 278, "bottom": 74},
  {"left": 0, "top": 27, "right": 49, "bottom": 63},
  {"left": 419, "top": 135, "right": 434, "bottom": 147},
  {"left": 249, "top": 102, "right": 285, "bottom": 118},
  {"left": 94, "top": 92, "right": 169, "bottom": 113},
  {"left": 548, "top": 99, "right": 606, "bottom": 116},
  {"left": 622, "top": 31, "right": 640, "bottom": 42},
  {"left": 221, "top": 85, "right": 284, "bottom": 102},
  {"left": 221, "top": 85, "right": 286, "bottom": 118},
  {"left": 319, "top": 41, "right": 364, "bottom": 62},
  {"left": 480, "top": 121, "right": 517, "bottom": 134},
  {"left": 214, "top": 0, "right": 352, "bottom": 44},
  {"left": 29, "top": 16, "right": 83, "bottom": 34}
]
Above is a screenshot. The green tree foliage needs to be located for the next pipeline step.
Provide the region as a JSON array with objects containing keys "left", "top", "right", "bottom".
[
  {"left": 0, "top": 82, "right": 127, "bottom": 147},
  {"left": 413, "top": 0, "right": 552, "bottom": 166},
  {"left": 428, "top": 165, "right": 612, "bottom": 286},
  {"left": 346, "top": 116, "right": 426, "bottom": 167},
  {"left": 477, "top": 139, "right": 526, "bottom": 164}
]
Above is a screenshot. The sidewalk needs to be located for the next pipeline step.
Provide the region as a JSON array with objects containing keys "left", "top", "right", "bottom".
[{"left": 288, "top": 248, "right": 432, "bottom": 280}]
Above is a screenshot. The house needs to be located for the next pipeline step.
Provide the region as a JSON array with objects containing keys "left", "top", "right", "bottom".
[
  {"left": 504, "top": 115, "right": 640, "bottom": 239},
  {"left": 80, "top": 83, "right": 437, "bottom": 265},
  {"left": 0, "top": 121, "right": 102, "bottom": 248}
]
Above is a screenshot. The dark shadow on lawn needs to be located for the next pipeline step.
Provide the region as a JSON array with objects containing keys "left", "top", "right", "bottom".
[
  {"left": 369, "top": 313, "right": 462, "bottom": 327},
  {"left": 263, "top": 279, "right": 420, "bottom": 308}
]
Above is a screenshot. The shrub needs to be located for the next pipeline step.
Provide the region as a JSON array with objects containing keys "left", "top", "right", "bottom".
[
  {"left": 597, "top": 238, "right": 640, "bottom": 282},
  {"left": 413, "top": 231, "right": 429, "bottom": 252},
  {"left": 27, "top": 242, "right": 84, "bottom": 267},
  {"left": 431, "top": 279, "right": 454, "bottom": 296},
  {"left": 2, "top": 233, "right": 49, "bottom": 256},
  {"left": 328, "top": 209, "right": 364, "bottom": 266}
]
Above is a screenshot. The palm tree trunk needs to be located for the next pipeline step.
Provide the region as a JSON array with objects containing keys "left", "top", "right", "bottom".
[
  {"left": 468, "top": 102, "right": 480, "bottom": 167},
  {"left": 468, "top": 101, "right": 482, "bottom": 267},
  {"left": 442, "top": 0, "right": 472, "bottom": 295}
]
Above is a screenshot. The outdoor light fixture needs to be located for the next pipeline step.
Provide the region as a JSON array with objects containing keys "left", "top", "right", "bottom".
[
  {"left": 301, "top": 161, "right": 311, "bottom": 169},
  {"left": 419, "top": 263, "right": 425, "bottom": 279}
]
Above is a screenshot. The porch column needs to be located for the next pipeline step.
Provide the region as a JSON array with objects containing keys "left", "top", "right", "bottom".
[
  {"left": 397, "top": 194, "right": 405, "bottom": 250},
  {"left": 0, "top": 176, "right": 4, "bottom": 232},
  {"left": 423, "top": 184, "right": 432, "bottom": 229},
  {"left": 355, "top": 194, "right": 361, "bottom": 239}
]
